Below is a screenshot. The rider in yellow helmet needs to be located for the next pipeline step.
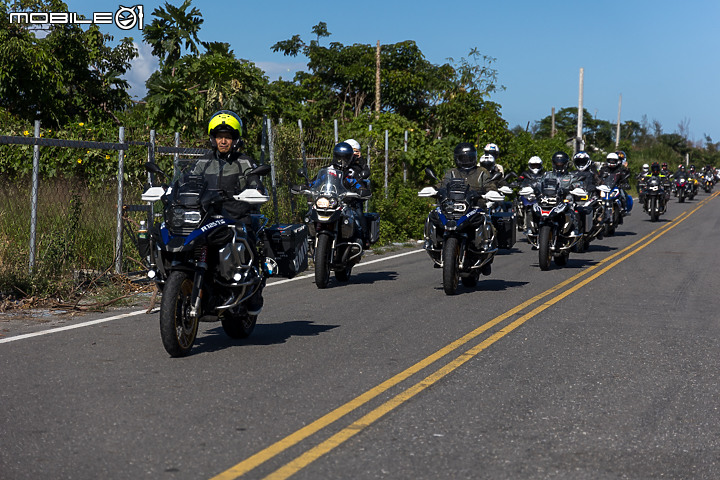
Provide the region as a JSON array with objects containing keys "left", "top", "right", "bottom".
[{"left": 196, "top": 110, "right": 267, "bottom": 314}]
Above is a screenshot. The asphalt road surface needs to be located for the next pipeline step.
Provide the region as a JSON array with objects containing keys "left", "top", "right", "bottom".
[{"left": 2, "top": 190, "right": 720, "bottom": 480}]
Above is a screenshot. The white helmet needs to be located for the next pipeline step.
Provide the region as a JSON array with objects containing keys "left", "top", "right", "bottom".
[
  {"left": 479, "top": 154, "right": 495, "bottom": 170},
  {"left": 642, "top": 163, "right": 650, "bottom": 174},
  {"left": 528, "top": 156, "right": 543, "bottom": 175},
  {"left": 344, "top": 138, "right": 360, "bottom": 151}
]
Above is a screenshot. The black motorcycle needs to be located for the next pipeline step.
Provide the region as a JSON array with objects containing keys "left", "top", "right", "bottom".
[
  {"left": 292, "top": 165, "right": 378, "bottom": 288},
  {"left": 419, "top": 169, "right": 505, "bottom": 295},
  {"left": 141, "top": 161, "right": 273, "bottom": 357},
  {"left": 527, "top": 176, "right": 587, "bottom": 270},
  {"left": 641, "top": 175, "right": 667, "bottom": 222}
]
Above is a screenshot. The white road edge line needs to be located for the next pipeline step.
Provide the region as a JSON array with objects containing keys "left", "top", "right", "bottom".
[{"left": 0, "top": 248, "right": 425, "bottom": 344}]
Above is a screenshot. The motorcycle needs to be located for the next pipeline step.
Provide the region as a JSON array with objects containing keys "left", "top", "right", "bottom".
[
  {"left": 525, "top": 176, "right": 587, "bottom": 270},
  {"left": 597, "top": 172, "right": 631, "bottom": 236},
  {"left": 703, "top": 172, "right": 715, "bottom": 193},
  {"left": 641, "top": 175, "right": 667, "bottom": 222},
  {"left": 419, "top": 168, "right": 505, "bottom": 295},
  {"left": 571, "top": 185, "right": 605, "bottom": 252},
  {"left": 292, "top": 165, "right": 378, "bottom": 289},
  {"left": 674, "top": 175, "right": 688, "bottom": 202},
  {"left": 141, "top": 161, "right": 274, "bottom": 357}
]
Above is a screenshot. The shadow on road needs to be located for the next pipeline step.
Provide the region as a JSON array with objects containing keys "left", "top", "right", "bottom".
[
  {"left": 318, "top": 270, "right": 399, "bottom": 287},
  {"left": 192, "top": 320, "right": 340, "bottom": 352},
  {"left": 436, "top": 279, "right": 529, "bottom": 295}
]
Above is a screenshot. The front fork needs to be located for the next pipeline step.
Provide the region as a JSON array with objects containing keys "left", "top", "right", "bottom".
[{"left": 189, "top": 245, "right": 208, "bottom": 319}]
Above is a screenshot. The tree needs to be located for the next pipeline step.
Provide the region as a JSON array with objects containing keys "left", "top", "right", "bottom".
[
  {"left": 143, "top": 10, "right": 268, "bottom": 136},
  {"left": 0, "top": 1, "right": 137, "bottom": 126},
  {"left": 271, "top": 24, "right": 451, "bottom": 126},
  {"left": 143, "top": 0, "right": 203, "bottom": 75}
]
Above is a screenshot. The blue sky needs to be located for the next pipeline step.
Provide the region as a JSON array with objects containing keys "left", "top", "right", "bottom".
[{"left": 62, "top": 0, "right": 719, "bottom": 143}]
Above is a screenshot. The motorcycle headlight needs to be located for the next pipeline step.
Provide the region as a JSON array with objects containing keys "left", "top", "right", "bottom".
[
  {"left": 170, "top": 208, "right": 202, "bottom": 229},
  {"left": 315, "top": 196, "right": 337, "bottom": 210}
]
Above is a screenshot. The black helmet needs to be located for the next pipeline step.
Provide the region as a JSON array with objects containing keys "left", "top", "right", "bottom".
[
  {"left": 573, "top": 151, "right": 592, "bottom": 171},
  {"left": 333, "top": 142, "right": 354, "bottom": 168},
  {"left": 551, "top": 151, "right": 570, "bottom": 173},
  {"left": 651, "top": 162, "right": 661, "bottom": 174},
  {"left": 453, "top": 142, "right": 477, "bottom": 170}
]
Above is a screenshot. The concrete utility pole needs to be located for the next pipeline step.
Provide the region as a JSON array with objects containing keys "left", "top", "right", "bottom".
[
  {"left": 615, "top": 94, "right": 622, "bottom": 149},
  {"left": 375, "top": 41, "right": 381, "bottom": 119},
  {"left": 551, "top": 107, "right": 556, "bottom": 138},
  {"left": 575, "top": 67, "right": 584, "bottom": 155}
]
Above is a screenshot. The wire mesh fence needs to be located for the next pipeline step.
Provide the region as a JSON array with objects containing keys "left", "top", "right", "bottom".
[{"left": 0, "top": 118, "right": 421, "bottom": 296}]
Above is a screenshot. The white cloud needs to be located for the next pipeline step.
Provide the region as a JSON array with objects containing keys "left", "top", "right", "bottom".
[
  {"left": 124, "top": 41, "right": 159, "bottom": 101},
  {"left": 255, "top": 61, "right": 307, "bottom": 81}
]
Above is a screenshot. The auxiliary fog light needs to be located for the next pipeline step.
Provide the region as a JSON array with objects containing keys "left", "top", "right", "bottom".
[{"left": 147, "top": 270, "right": 156, "bottom": 279}]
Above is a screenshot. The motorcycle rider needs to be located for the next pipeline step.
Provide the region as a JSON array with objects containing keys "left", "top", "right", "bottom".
[
  {"left": 194, "top": 110, "right": 267, "bottom": 315},
  {"left": 572, "top": 151, "right": 600, "bottom": 191},
  {"left": 638, "top": 162, "right": 670, "bottom": 208},
  {"left": 479, "top": 151, "right": 507, "bottom": 188},
  {"left": 312, "top": 141, "right": 372, "bottom": 247},
  {"left": 440, "top": 143, "right": 498, "bottom": 204},
  {"left": 482, "top": 143, "right": 507, "bottom": 177},
  {"left": 541, "top": 151, "right": 582, "bottom": 236},
  {"left": 600, "top": 152, "right": 631, "bottom": 220},
  {"left": 518, "top": 156, "right": 545, "bottom": 187},
  {"left": 436, "top": 142, "right": 498, "bottom": 272}
]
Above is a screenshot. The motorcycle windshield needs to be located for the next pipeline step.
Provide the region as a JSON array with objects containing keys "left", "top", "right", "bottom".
[
  {"left": 172, "top": 158, "right": 223, "bottom": 192},
  {"left": 310, "top": 166, "right": 349, "bottom": 199}
]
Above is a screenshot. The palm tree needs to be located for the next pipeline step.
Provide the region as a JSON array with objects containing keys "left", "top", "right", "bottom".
[{"left": 142, "top": 0, "right": 203, "bottom": 76}]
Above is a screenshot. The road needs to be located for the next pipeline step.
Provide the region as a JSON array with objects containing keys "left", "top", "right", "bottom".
[{"left": 2, "top": 191, "right": 720, "bottom": 479}]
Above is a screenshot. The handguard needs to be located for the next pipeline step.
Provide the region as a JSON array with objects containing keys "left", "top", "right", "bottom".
[
  {"left": 141, "top": 186, "right": 166, "bottom": 202},
  {"left": 418, "top": 186, "right": 439, "bottom": 197},
  {"left": 233, "top": 189, "right": 270, "bottom": 204}
]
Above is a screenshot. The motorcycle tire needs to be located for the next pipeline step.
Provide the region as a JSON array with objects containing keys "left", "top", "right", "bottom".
[
  {"left": 159, "top": 270, "right": 198, "bottom": 357},
  {"left": 335, "top": 265, "right": 352, "bottom": 282},
  {"left": 538, "top": 225, "right": 552, "bottom": 271},
  {"left": 314, "top": 234, "right": 332, "bottom": 289},
  {"left": 442, "top": 237, "right": 460, "bottom": 295},
  {"left": 221, "top": 313, "right": 257, "bottom": 339},
  {"left": 650, "top": 197, "right": 658, "bottom": 222},
  {"left": 678, "top": 190, "right": 685, "bottom": 203}
]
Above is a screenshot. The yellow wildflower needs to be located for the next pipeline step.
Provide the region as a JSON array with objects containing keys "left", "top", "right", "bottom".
[
  {"left": 79, "top": 122, "right": 85, "bottom": 127},
  {"left": 24, "top": 130, "right": 29, "bottom": 136},
  {"left": 105, "top": 155, "right": 111, "bottom": 160},
  {"left": 77, "top": 159, "right": 82, "bottom": 164}
]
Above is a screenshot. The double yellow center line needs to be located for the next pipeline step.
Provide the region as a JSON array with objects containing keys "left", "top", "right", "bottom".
[{"left": 212, "top": 192, "right": 717, "bottom": 480}]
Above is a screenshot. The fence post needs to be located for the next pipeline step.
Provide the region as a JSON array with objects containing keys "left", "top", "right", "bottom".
[
  {"left": 298, "top": 119, "right": 307, "bottom": 172},
  {"left": 148, "top": 129, "right": 156, "bottom": 184},
  {"left": 384, "top": 129, "right": 389, "bottom": 199},
  {"left": 173, "top": 132, "right": 179, "bottom": 177},
  {"left": 260, "top": 114, "right": 267, "bottom": 165},
  {"left": 334, "top": 119, "right": 338, "bottom": 144},
  {"left": 28, "top": 119, "right": 40, "bottom": 275},
  {"left": 403, "top": 130, "right": 408, "bottom": 184},
  {"left": 268, "top": 117, "right": 279, "bottom": 223},
  {"left": 115, "top": 126, "right": 125, "bottom": 274}
]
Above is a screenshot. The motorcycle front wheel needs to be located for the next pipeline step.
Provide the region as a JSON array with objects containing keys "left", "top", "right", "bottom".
[
  {"left": 159, "top": 270, "right": 198, "bottom": 357},
  {"left": 538, "top": 225, "right": 552, "bottom": 271},
  {"left": 442, "top": 237, "right": 460, "bottom": 295},
  {"left": 650, "top": 196, "right": 658, "bottom": 222},
  {"left": 315, "top": 234, "right": 332, "bottom": 289}
]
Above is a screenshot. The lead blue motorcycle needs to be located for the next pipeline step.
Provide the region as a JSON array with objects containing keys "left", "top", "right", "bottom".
[{"left": 142, "top": 161, "right": 272, "bottom": 357}]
